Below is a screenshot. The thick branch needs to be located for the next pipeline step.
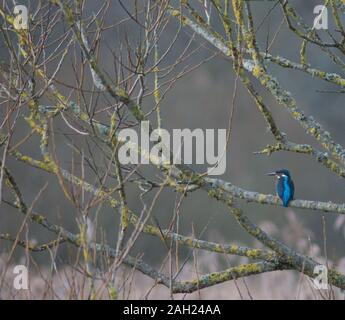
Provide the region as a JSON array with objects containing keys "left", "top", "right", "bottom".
[
  {"left": 169, "top": 6, "right": 345, "bottom": 168},
  {"left": 205, "top": 177, "right": 345, "bottom": 214}
]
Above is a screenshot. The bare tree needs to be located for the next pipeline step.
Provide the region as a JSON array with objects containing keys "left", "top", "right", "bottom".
[{"left": 1, "top": 0, "right": 345, "bottom": 299}]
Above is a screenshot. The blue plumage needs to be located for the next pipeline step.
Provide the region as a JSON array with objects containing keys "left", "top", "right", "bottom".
[{"left": 267, "top": 169, "right": 294, "bottom": 207}]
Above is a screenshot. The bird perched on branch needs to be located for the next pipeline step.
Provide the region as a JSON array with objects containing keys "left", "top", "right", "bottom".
[{"left": 267, "top": 169, "right": 294, "bottom": 207}]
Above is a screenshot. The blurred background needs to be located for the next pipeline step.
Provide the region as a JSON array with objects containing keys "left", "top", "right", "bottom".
[{"left": 1, "top": 0, "right": 345, "bottom": 298}]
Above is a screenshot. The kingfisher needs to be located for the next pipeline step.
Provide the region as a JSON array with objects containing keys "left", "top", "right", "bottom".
[{"left": 267, "top": 169, "right": 294, "bottom": 207}]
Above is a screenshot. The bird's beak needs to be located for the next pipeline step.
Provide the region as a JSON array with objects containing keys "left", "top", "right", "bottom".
[{"left": 266, "top": 172, "right": 276, "bottom": 176}]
